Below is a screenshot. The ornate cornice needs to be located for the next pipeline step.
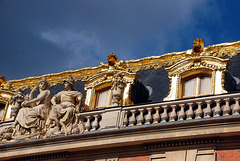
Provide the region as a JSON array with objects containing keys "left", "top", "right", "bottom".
[{"left": 3, "top": 40, "right": 240, "bottom": 91}]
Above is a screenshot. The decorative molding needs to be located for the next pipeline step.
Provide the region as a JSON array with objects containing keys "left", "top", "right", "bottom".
[
  {"left": 145, "top": 138, "right": 219, "bottom": 149},
  {"left": 165, "top": 56, "right": 229, "bottom": 77},
  {"left": 12, "top": 152, "right": 68, "bottom": 161}
]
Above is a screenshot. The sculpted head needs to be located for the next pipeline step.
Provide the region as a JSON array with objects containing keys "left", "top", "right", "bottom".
[
  {"left": 64, "top": 75, "right": 75, "bottom": 90},
  {"left": 38, "top": 77, "right": 48, "bottom": 90}
]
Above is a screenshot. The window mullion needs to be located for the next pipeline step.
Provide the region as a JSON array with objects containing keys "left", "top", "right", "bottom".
[
  {"left": 196, "top": 77, "right": 201, "bottom": 96},
  {"left": 107, "top": 89, "right": 112, "bottom": 106}
]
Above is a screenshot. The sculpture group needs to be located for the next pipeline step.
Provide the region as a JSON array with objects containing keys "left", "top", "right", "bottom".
[
  {"left": 1, "top": 73, "right": 126, "bottom": 142},
  {"left": 1, "top": 75, "right": 85, "bottom": 142}
]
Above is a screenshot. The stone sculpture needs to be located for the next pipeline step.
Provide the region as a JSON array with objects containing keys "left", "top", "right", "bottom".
[
  {"left": 46, "top": 75, "right": 84, "bottom": 136},
  {"left": 0, "top": 127, "right": 13, "bottom": 141},
  {"left": 10, "top": 86, "right": 25, "bottom": 118},
  {"left": 12, "top": 77, "right": 51, "bottom": 136},
  {"left": 111, "top": 72, "right": 126, "bottom": 106}
]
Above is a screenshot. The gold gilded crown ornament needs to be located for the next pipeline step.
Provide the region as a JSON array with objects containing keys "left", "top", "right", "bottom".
[
  {"left": 107, "top": 53, "right": 118, "bottom": 66},
  {"left": 193, "top": 38, "right": 204, "bottom": 53}
]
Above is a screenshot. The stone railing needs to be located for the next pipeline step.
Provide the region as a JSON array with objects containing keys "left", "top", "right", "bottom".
[
  {"left": 78, "top": 93, "right": 240, "bottom": 132},
  {"left": 121, "top": 93, "right": 240, "bottom": 127},
  {"left": 1, "top": 93, "right": 240, "bottom": 134},
  {"left": 79, "top": 110, "right": 104, "bottom": 132}
]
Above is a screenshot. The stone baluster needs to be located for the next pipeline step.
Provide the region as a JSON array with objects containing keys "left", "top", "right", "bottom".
[
  {"left": 123, "top": 110, "right": 129, "bottom": 127},
  {"left": 204, "top": 100, "right": 212, "bottom": 118},
  {"left": 214, "top": 99, "right": 221, "bottom": 117},
  {"left": 233, "top": 97, "right": 240, "bottom": 115},
  {"left": 161, "top": 105, "right": 168, "bottom": 123},
  {"left": 79, "top": 117, "right": 85, "bottom": 132},
  {"left": 170, "top": 105, "right": 177, "bottom": 122},
  {"left": 85, "top": 116, "right": 91, "bottom": 131},
  {"left": 137, "top": 109, "right": 144, "bottom": 125},
  {"left": 178, "top": 104, "right": 185, "bottom": 121},
  {"left": 187, "top": 103, "right": 194, "bottom": 120},
  {"left": 195, "top": 102, "right": 203, "bottom": 119},
  {"left": 153, "top": 106, "right": 161, "bottom": 124},
  {"left": 129, "top": 110, "right": 137, "bottom": 126},
  {"left": 145, "top": 108, "right": 153, "bottom": 125},
  {"left": 91, "top": 115, "right": 99, "bottom": 131},
  {"left": 223, "top": 98, "right": 231, "bottom": 116}
]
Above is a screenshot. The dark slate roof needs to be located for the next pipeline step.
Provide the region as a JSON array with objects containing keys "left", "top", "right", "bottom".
[
  {"left": 131, "top": 67, "right": 170, "bottom": 104},
  {"left": 227, "top": 53, "right": 240, "bottom": 91}
]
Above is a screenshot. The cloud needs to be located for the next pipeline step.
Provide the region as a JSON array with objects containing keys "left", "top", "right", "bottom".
[
  {"left": 0, "top": 0, "right": 230, "bottom": 80},
  {"left": 41, "top": 30, "right": 103, "bottom": 69},
  {"left": 41, "top": 0, "right": 221, "bottom": 60}
]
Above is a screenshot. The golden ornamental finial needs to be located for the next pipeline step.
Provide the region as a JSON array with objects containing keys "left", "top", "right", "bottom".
[
  {"left": 0, "top": 75, "right": 6, "bottom": 85},
  {"left": 193, "top": 38, "right": 204, "bottom": 53},
  {"left": 107, "top": 53, "right": 118, "bottom": 66}
]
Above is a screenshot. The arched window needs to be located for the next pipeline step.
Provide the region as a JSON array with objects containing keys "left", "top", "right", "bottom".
[{"left": 183, "top": 75, "right": 211, "bottom": 98}]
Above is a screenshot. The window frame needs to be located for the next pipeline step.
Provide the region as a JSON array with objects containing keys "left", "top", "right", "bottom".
[
  {"left": 180, "top": 71, "right": 213, "bottom": 98},
  {"left": 94, "top": 82, "right": 113, "bottom": 109},
  {"left": 0, "top": 102, "right": 6, "bottom": 121}
]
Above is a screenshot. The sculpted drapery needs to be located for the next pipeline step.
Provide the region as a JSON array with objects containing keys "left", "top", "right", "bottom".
[
  {"left": 13, "top": 77, "right": 51, "bottom": 135},
  {"left": 46, "top": 75, "right": 84, "bottom": 136},
  {"left": 10, "top": 75, "right": 84, "bottom": 140}
]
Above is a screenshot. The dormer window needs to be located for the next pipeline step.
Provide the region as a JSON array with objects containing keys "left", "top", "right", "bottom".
[
  {"left": 164, "top": 38, "right": 229, "bottom": 101},
  {"left": 183, "top": 75, "right": 211, "bottom": 98},
  {"left": 83, "top": 54, "right": 138, "bottom": 110}
]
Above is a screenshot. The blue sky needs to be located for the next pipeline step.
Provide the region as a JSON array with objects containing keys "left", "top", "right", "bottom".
[{"left": 0, "top": 0, "right": 239, "bottom": 80}]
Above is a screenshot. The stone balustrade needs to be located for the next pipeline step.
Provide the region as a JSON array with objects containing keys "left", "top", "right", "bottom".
[
  {"left": 76, "top": 92, "right": 240, "bottom": 132},
  {"left": 121, "top": 93, "right": 240, "bottom": 127},
  {"left": 78, "top": 110, "right": 104, "bottom": 132}
]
